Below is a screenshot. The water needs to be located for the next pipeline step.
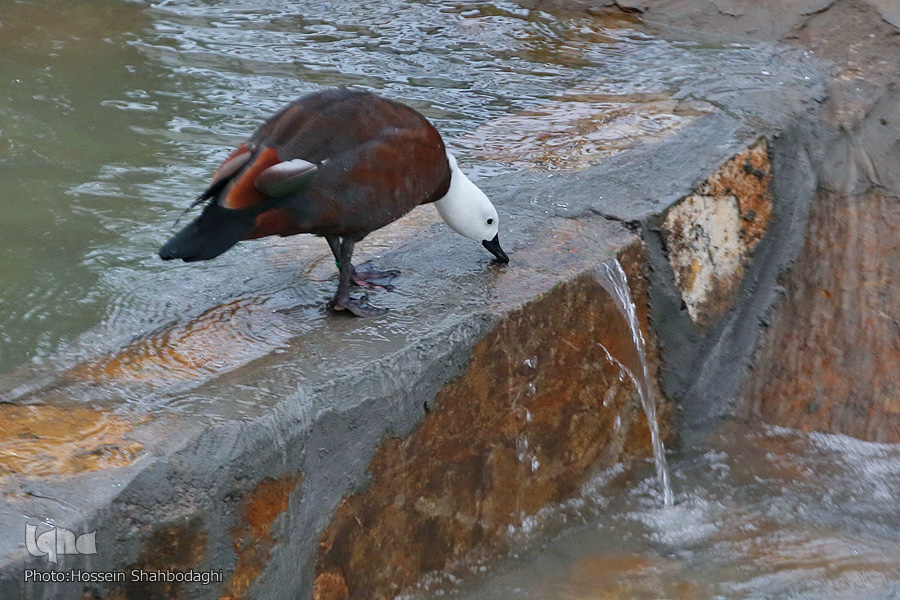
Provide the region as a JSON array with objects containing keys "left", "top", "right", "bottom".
[
  {"left": 595, "top": 259, "right": 674, "bottom": 507},
  {"left": 417, "top": 423, "right": 900, "bottom": 599},
  {"left": 0, "top": 0, "right": 814, "bottom": 407}
]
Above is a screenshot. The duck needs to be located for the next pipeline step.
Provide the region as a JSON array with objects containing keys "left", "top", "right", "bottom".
[{"left": 159, "top": 88, "right": 508, "bottom": 317}]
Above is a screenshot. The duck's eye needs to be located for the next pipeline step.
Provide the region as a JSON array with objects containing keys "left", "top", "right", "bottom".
[{"left": 487, "top": 218, "right": 493, "bottom": 225}]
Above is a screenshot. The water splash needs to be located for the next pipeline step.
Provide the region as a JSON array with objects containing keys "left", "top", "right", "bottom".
[{"left": 594, "top": 259, "right": 674, "bottom": 507}]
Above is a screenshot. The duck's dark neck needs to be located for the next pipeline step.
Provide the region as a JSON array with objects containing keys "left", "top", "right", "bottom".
[{"left": 423, "top": 156, "right": 452, "bottom": 205}]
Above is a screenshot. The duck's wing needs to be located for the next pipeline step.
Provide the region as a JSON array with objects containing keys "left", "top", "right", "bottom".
[
  {"left": 276, "top": 123, "right": 450, "bottom": 238},
  {"left": 245, "top": 91, "right": 450, "bottom": 237},
  {"left": 205, "top": 89, "right": 374, "bottom": 213},
  {"left": 157, "top": 97, "right": 328, "bottom": 261}
]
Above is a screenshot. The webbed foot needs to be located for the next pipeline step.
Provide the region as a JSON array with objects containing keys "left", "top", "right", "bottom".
[
  {"left": 350, "top": 260, "right": 400, "bottom": 290},
  {"left": 327, "top": 293, "right": 388, "bottom": 318}
]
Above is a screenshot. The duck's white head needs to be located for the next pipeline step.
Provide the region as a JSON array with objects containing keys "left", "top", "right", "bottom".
[{"left": 434, "top": 152, "right": 509, "bottom": 263}]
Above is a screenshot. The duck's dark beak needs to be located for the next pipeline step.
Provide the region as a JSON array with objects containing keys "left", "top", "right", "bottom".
[{"left": 482, "top": 234, "right": 509, "bottom": 264}]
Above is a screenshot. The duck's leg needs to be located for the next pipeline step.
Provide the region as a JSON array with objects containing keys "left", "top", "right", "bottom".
[
  {"left": 326, "top": 235, "right": 341, "bottom": 264},
  {"left": 325, "top": 236, "right": 398, "bottom": 290},
  {"left": 326, "top": 237, "right": 388, "bottom": 317}
]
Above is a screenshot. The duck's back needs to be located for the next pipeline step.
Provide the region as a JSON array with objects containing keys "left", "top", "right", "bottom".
[
  {"left": 237, "top": 89, "right": 451, "bottom": 239},
  {"left": 258, "top": 89, "right": 433, "bottom": 164}
]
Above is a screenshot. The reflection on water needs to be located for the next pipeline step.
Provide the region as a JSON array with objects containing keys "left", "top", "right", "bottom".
[
  {"left": 64, "top": 295, "right": 292, "bottom": 384},
  {"left": 0, "top": 0, "right": 811, "bottom": 410},
  {"left": 415, "top": 423, "right": 900, "bottom": 599}
]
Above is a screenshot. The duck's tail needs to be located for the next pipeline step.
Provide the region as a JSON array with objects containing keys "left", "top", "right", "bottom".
[{"left": 159, "top": 202, "right": 259, "bottom": 262}]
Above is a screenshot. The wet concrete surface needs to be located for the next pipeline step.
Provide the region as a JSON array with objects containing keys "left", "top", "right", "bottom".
[{"left": 0, "top": 4, "right": 834, "bottom": 599}]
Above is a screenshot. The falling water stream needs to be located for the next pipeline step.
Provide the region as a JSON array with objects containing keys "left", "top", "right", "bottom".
[{"left": 595, "top": 259, "right": 675, "bottom": 507}]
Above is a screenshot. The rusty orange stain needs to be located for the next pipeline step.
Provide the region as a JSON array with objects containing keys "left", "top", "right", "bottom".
[
  {"left": 0, "top": 404, "right": 144, "bottom": 478},
  {"left": 104, "top": 517, "right": 207, "bottom": 600},
  {"left": 222, "top": 474, "right": 301, "bottom": 600},
  {"left": 313, "top": 571, "right": 350, "bottom": 600},
  {"left": 685, "top": 258, "right": 702, "bottom": 291}
]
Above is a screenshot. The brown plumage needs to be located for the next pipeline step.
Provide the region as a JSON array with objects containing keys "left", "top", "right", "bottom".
[{"left": 159, "top": 88, "right": 455, "bottom": 317}]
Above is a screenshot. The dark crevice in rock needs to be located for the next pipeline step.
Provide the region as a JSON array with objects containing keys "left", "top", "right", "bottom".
[{"left": 589, "top": 208, "right": 643, "bottom": 232}]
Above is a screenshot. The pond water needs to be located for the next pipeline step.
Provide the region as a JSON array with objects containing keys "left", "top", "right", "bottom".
[{"left": 412, "top": 422, "right": 900, "bottom": 599}]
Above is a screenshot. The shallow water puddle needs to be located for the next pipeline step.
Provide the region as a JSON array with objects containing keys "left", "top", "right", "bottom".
[
  {"left": 64, "top": 296, "right": 290, "bottom": 384},
  {"left": 459, "top": 92, "right": 714, "bottom": 171},
  {"left": 50, "top": 206, "right": 443, "bottom": 390}
]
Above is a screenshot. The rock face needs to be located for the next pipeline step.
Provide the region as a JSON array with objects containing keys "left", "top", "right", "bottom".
[
  {"left": 689, "top": 3, "right": 900, "bottom": 442},
  {"left": 662, "top": 141, "right": 772, "bottom": 327},
  {"left": 741, "top": 187, "right": 900, "bottom": 442},
  {"left": 313, "top": 245, "right": 670, "bottom": 600}
]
